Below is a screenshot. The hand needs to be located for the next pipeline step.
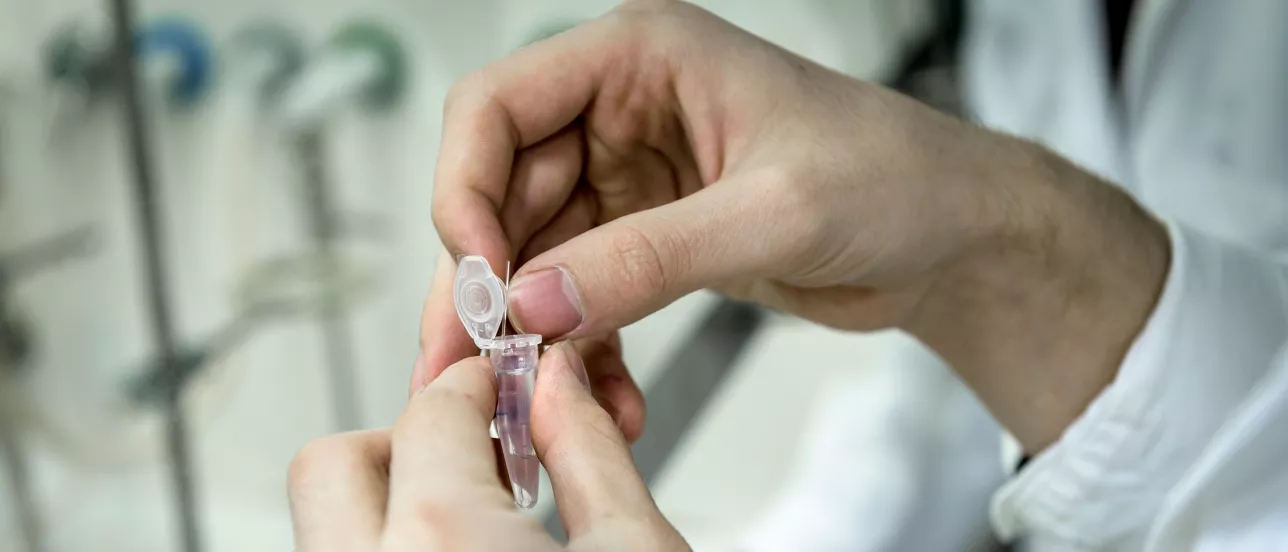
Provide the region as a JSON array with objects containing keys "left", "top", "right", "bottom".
[
  {"left": 416, "top": 0, "right": 986, "bottom": 412},
  {"left": 420, "top": 0, "right": 1169, "bottom": 452},
  {"left": 290, "top": 344, "right": 687, "bottom": 551}
]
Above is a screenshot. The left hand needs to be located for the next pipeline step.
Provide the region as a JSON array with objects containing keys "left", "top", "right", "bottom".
[{"left": 289, "top": 344, "right": 686, "bottom": 551}]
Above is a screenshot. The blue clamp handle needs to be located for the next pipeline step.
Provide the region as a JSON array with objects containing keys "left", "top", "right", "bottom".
[{"left": 136, "top": 17, "right": 215, "bottom": 106}]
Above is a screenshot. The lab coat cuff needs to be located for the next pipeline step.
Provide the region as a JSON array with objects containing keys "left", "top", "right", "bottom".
[{"left": 990, "top": 221, "right": 1288, "bottom": 547}]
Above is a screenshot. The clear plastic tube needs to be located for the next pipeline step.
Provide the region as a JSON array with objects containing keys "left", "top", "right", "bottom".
[
  {"left": 489, "top": 334, "right": 541, "bottom": 509},
  {"left": 453, "top": 255, "right": 544, "bottom": 509}
]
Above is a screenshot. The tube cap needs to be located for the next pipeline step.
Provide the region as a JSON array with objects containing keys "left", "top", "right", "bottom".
[{"left": 453, "top": 256, "right": 507, "bottom": 349}]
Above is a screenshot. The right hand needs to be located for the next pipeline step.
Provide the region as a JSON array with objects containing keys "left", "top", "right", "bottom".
[
  {"left": 418, "top": 0, "right": 1168, "bottom": 452},
  {"left": 420, "top": 0, "right": 1016, "bottom": 363}
]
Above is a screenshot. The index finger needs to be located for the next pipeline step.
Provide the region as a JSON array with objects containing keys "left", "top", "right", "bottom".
[
  {"left": 429, "top": 17, "right": 616, "bottom": 281},
  {"left": 422, "top": 20, "right": 620, "bottom": 380},
  {"left": 414, "top": 252, "right": 477, "bottom": 391}
]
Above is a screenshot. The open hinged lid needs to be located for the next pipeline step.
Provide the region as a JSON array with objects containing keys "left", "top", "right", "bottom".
[{"left": 453, "top": 255, "right": 507, "bottom": 348}]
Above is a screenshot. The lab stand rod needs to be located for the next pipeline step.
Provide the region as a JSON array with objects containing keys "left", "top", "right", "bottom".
[
  {"left": 0, "top": 409, "right": 43, "bottom": 552},
  {"left": 106, "top": 0, "right": 202, "bottom": 551},
  {"left": 296, "top": 129, "right": 363, "bottom": 431}
]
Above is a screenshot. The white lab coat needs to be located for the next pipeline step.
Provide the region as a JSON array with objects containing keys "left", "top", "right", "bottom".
[{"left": 963, "top": 0, "right": 1288, "bottom": 550}]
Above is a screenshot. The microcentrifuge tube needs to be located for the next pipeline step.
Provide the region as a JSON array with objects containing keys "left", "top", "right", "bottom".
[{"left": 453, "top": 255, "right": 543, "bottom": 509}]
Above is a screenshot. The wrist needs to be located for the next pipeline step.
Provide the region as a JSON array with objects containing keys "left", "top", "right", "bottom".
[{"left": 906, "top": 137, "right": 1170, "bottom": 452}]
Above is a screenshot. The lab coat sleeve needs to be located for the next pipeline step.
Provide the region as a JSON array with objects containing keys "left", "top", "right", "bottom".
[{"left": 989, "top": 221, "right": 1288, "bottom": 549}]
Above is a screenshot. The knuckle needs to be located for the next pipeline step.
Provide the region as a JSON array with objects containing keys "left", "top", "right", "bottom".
[
  {"left": 404, "top": 499, "right": 461, "bottom": 537},
  {"left": 762, "top": 165, "right": 831, "bottom": 262},
  {"left": 768, "top": 164, "right": 819, "bottom": 216},
  {"left": 287, "top": 435, "right": 360, "bottom": 490},
  {"left": 382, "top": 501, "right": 460, "bottom": 550},
  {"left": 395, "top": 385, "right": 488, "bottom": 442},
  {"left": 542, "top": 408, "right": 627, "bottom": 465},
  {"left": 586, "top": 412, "right": 630, "bottom": 449},
  {"left": 607, "top": 1, "right": 683, "bottom": 42},
  {"left": 577, "top": 398, "right": 630, "bottom": 446},
  {"left": 443, "top": 72, "right": 482, "bottom": 115},
  {"left": 442, "top": 83, "right": 465, "bottom": 118},
  {"left": 426, "top": 383, "right": 484, "bottom": 413},
  {"left": 441, "top": 73, "right": 502, "bottom": 133},
  {"left": 429, "top": 200, "right": 449, "bottom": 233},
  {"left": 607, "top": 224, "right": 683, "bottom": 300},
  {"left": 617, "top": 396, "right": 647, "bottom": 443},
  {"left": 388, "top": 414, "right": 421, "bottom": 447},
  {"left": 612, "top": 0, "right": 707, "bottom": 35},
  {"left": 614, "top": 0, "right": 670, "bottom": 15}
]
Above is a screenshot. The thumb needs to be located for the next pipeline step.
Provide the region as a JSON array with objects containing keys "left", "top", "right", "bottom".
[
  {"left": 508, "top": 172, "right": 796, "bottom": 339},
  {"left": 531, "top": 343, "right": 671, "bottom": 544}
]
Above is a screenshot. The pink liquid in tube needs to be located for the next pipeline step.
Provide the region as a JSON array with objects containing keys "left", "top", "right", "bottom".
[
  {"left": 489, "top": 334, "right": 541, "bottom": 509},
  {"left": 452, "top": 255, "right": 543, "bottom": 509}
]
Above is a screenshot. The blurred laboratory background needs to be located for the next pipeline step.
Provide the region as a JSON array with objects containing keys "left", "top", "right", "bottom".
[{"left": 0, "top": 1, "right": 995, "bottom": 551}]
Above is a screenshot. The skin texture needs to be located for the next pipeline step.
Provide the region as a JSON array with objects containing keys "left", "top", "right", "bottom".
[
  {"left": 289, "top": 344, "right": 686, "bottom": 551},
  {"left": 291, "top": 1, "right": 1171, "bottom": 549}
]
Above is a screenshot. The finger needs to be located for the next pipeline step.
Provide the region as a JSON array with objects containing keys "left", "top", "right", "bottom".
[
  {"left": 499, "top": 126, "right": 587, "bottom": 256},
  {"left": 388, "top": 357, "right": 511, "bottom": 522},
  {"left": 431, "top": 21, "right": 622, "bottom": 297},
  {"left": 415, "top": 183, "right": 594, "bottom": 395},
  {"left": 518, "top": 187, "right": 598, "bottom": 266},
  {"left": 508, "top": 182, "right": 644, "bottom": 444},
  {"left": 531, "top": 343, "right": 670, "bottom": 543},
  {"left": 287, "top": 429, "right": 390, "bottom": 551},
  {"left": 585, "top": 131, "right": 689, "bottom": 223},
  {"left": 420, "top": 128, "right": 586, "bottom": 393},
  {"left": 414, "top": 252, "right": 479, "bottom": 393},
  {"left": 509, "top": 171, "right": 802, "bottom": 339},
  {"left": 571, "top": 333, "right": 645, "bottom": 443}
]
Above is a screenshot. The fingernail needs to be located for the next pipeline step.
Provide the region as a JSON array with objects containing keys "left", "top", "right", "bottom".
[
  {"left": 508, "top": 267, "right": 584, "bottom": 338},
  {"left": 559, "top": 343, "right": 590, "bottom": 390}
]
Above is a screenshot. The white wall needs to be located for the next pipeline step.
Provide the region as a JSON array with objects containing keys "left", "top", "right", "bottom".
[{"left": 0, "top": 1, "right": 929, "bottom": 550}]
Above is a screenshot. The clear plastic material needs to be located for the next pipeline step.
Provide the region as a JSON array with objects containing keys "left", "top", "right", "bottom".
[
  {"left": 452, "top": 256, "right": 508, "bottom": 348},
  {"left": 490, "top": 334, "right": 542, "bottom": 509},
  {"left": 452, "top": 256, "right": 543, "bottom": 510}
]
